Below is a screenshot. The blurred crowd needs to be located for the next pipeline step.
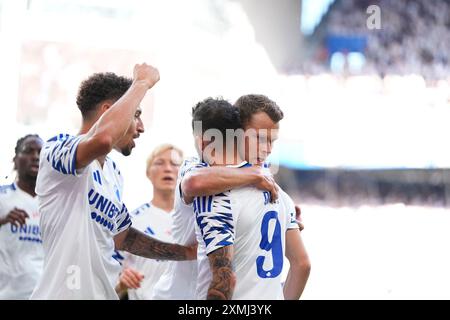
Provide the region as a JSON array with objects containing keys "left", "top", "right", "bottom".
[
  {"left": 304, "top": 0, "right": 450, "bottom": 81},
  {"left": 277, "top": 168, "right": 449, "bottom": 208}
]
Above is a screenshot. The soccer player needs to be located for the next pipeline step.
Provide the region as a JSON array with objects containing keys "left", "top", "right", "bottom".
[
  {"left": 30, "top": 64, "right": 196, "bottom": 300},
  {"left": 189, "top": 98, "right": 304, "bottom": 300},
  {"left": 0, "top": 134, "right": 43, "bottom": 299},
  {"left": 151, "top": 99, "right": 278, "bottom": 300},
  {"left": 115, "top": 144, "right": 183, "bottom": 299},
  {"left": 235, "top": 94, "right": 310, "bottom": 296}
]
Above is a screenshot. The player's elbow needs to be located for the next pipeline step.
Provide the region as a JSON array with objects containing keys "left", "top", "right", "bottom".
[
  {"left": 300, "top": 258, "right": 311, "bottom": 275},
  {"left": 182, "top": 174, "right": 203, "bottom": 198},
  {"left": 288, "top": 251, "right": 311, "bottom": 275},
  {"left": 292, "top": 255, "right": 311, "bottom": 276}
]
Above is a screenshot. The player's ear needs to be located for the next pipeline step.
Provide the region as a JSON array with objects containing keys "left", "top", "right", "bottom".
[
  {"left": 12, "top": 156, "right": 17, "bottom": 170},
  {"left": 146, "top": 165, "right": 152, "bottom": 180},
  {"left": 99, "top": 101, "right": 112, "bottom": 114}
]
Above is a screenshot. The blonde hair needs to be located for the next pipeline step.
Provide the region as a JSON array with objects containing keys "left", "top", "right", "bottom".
[{"left": 146, "top": 143, "right": 183, "bottom": 171}]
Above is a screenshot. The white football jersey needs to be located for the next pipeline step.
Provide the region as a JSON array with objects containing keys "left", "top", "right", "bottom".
[
  {"left": 194, "top": 184, "right": 299, "bottom": 300},
  {"left": 0, "top": 183, "right": 43, "bottom": 299},
  {"left": 114, "top": 203, "right": 174, "bottom": 300},
  {"left": 30, "top": 134, "right": 132, "bottom": 300},
  {"left": 151, "top": 157, "right": 207, "bottom": 300}
]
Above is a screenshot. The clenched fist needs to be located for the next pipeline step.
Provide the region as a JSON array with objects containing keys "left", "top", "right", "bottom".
[{"left": 133, "top": 63, "right": 160, "bottom": 89}]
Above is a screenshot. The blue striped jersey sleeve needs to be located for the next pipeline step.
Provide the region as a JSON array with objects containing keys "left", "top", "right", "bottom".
[
  {"left": 180, "top": 157, "right": 208, "bottom": 178},
  {"left": 194, "top": 191, "right": 235, "bottom": 255},
  {"left": 44, "top": 134, "right": 83, "bottom": 176},
  {"left": 113, "top": 203, "right": 132, "bottom": 235},
  {"left": 178, "top": 157, "right": 208, "bottom": 201}
]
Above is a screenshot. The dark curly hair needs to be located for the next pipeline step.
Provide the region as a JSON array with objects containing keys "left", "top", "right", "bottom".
[
  {"left": 15, "top": 134, "right": 41, "bottom": 157},
  {"left": 234, "top": 94, "right": 284, "bottom": 127},
  {"left": 76, "top": 72, "right": 132, "bottom": 119},
  {"left": 192, "top": 97, "right": 241, "bottom": 141}
]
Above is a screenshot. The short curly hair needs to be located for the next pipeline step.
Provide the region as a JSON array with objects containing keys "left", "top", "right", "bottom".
[
  {"left": 192, "top": 97, "right": 241, "bottom": 139},
  {"left": 234, "top": 94, "right": 284, "bottom": 127},
  {"left": 76, "top": 72, "right": 132, "bottom": 119}
]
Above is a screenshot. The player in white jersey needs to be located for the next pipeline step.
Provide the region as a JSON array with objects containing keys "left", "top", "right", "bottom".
[
  {"left": 0, "top": 135, "right": 43, "bottom": 299},
  {"left": 195, "top": 183, "right": 299, "bottom": 299},
  {"left": 191, "top": 95, "right": 309, "bottom": 299},
  {"left": 115, "top": 144, "right": 183, "bottom": 299},
  {"left": 31, "top": 64, "right": 196, "bottom": 300},
  {"left": 234, "top": 94, "right": 310, "bottom": 297},
  {"left": 151, "top": 98, "right": 278, "bottom": 300}
]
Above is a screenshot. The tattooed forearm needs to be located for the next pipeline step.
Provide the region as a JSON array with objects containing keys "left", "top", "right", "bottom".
[
  {"left": 120, "top": 227, "right": 194, "bottom": 261},
  {"left": 207, "top": 246, "right": 236, "bottom": 300}
]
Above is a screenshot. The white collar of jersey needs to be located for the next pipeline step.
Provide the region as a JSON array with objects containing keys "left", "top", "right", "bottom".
[
  {"left": 149, "top": 201, "right": 174, "bottom": 214},
  {"left": 13, "top": 181, "right": 36, "bottom": 199},
  {"left": 226, "top": 161, "right": 250, "bottom": 168},
  {"left": 92, "top": 158, "right": 113, "bottom": 184}
]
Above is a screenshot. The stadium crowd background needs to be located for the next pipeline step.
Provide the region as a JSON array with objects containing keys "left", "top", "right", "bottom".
[{"left": 0, "top": 0, "right": 449, "bottom": 299}]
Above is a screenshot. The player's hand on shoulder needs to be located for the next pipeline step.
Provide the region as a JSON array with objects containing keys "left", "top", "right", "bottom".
[{"left": 252, "top": 167, "right": 279, "bottom": 203}]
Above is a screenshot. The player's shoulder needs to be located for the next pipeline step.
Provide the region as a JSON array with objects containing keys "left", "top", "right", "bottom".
[
  {"left": 42, "top": 133, "right": 78, "bottom": 155},
  {"left": 227, "top": 186, "right": 266, "bottom": 209},
  {"left": 231, "top": 185, "right": 293, "bottom": 209},
  {"left": 0, "top": 183, "right": 16, "bottom": 197},
  {"left": 180, "top": 157, "right": 208, "bottom": 177},
  {"left": 131, "top": 202, "right": 152, "bottom": 217},
  {"left": 45, "top": 133, "right": 75, "bottom": 146},
  {"left": 265, "top": 186, "right": 294, "bottom": 212},
  {"left": 181, "top": 156, "right": 200, "bottom": 168},
  {"left": 277, "top": 186, "right": 290, "bottom": 200}
]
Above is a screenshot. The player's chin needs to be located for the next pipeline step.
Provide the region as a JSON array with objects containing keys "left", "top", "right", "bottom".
[
  {"left": 161, "top": 184, "right": 176, "bottom": 192},
  {"left": 120, "top": 146, "right": 133, "bottom": 156},
  {"left": 26, "top": 171, "right": 39, "bottom": 179}
]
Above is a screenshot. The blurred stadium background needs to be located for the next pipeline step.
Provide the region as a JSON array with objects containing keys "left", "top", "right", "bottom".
[{"left": 0, "top": 0, "right": 449, "bottom": 299}]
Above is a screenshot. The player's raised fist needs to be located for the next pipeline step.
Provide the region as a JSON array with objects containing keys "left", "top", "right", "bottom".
[{"left": 133, "top": 63, "right": 160, "bottom": 89}]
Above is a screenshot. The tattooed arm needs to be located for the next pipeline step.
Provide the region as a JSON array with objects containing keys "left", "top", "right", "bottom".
[
  {"left": 206, "top": 246, "right": 236, "bottom": 300},
  {"left": 114, "top": 227, "right": 197, "bottom": 261}
]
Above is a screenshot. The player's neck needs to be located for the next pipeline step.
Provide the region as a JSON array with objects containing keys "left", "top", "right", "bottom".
[
  {"left": 16, "top": 178, "right": 36, "bottom": 197},
  {"left": 151, "top": 191, "right": 174, "bottom": 213},
  {"left": 79, "top": 119, "right": 94, "bottom": 136}
]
